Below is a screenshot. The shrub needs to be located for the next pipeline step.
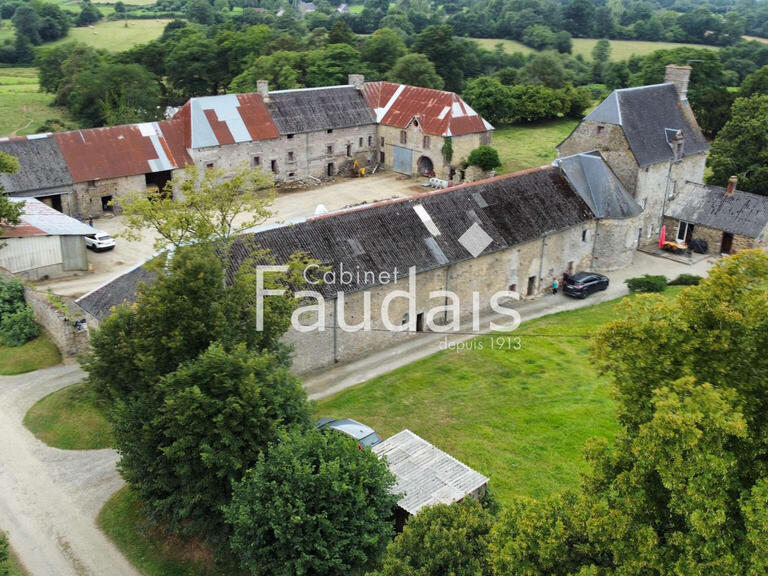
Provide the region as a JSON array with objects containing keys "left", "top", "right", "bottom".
[
  {"left": 668, "top": 273, "right": 702, "bottom": 286},
  {"left": 0, "top": 278, "right": 38, "bottom": 347},
  {"left": 1, "top": 306, "right": 39, "bottom": 346},
  {"left": 467, "top": 146, "right": 501, "bottom": 171},
  {"left": 625, "top": 274, "right": 668, "bottom": 293},
  {"left": 0, "top": 532, "right": 8, "bottom": 576}
]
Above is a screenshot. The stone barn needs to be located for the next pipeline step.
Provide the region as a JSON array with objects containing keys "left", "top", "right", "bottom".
[
  {"left": 0, "top": 198, "right": 94, "bottom": 280},
  {"left": 664, "top": 179, "right": 768, "bottom": 255}
]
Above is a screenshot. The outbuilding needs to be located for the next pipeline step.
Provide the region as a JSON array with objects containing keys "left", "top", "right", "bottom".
[
  {"left": 372, "top": 429, "right": 489, "bottom": 530},
  {"left": 0, "top": 198, "right": 94, "bottom": 280}
]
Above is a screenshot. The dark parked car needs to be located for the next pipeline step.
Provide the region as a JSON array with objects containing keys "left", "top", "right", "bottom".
[
  {"left": 315, "top": 418, "right": 381, "bottom": 449},
  {"left": 564, "top": 271, "right": 609, "bottom": 299}
]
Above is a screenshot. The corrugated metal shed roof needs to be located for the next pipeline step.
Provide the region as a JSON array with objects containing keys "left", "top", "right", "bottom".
[
  {"left": 554, "top": 151, "right": 641, "bottom": 219},
  {"left": 0, "top": 135, "right": 74, "bottom": 193},
  {"left": 1, "top": 198, "right": 95, "bottom": 238},
  {"left": 55, "top": 122, "right": 185, "bottom": 183},
  {"left": 175, "top": 93, "right": 279, "bottom": 149},
  {"left": 76, "top": 261, "right": 156, "bottom": 320},
  {"left": 362, "top": 81, "right": 493, "bottom": 137},
  {"left": 584, "top": 84, "right": 709, "bottom": 166},
  {"left": 267, "top": 86, "right": 376, "bottom": 134},
  {"left": 372, "top": 429, "right": 489, "bottom": 515},
  {"left": 666, "top": 181, "right": 768, "bottom": 238}
]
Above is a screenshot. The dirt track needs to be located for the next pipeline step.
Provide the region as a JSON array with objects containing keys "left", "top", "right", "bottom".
[{"left": 0, "top": 364, "right": 138, "bottom": 576}]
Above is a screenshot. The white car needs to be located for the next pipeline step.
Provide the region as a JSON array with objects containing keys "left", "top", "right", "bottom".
[{"left": 85, "top": 231, "right": 116, "bottom": 252}]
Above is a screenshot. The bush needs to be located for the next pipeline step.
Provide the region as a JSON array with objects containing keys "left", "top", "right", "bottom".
[
  {"left": 625, "top": 274, "right": 668, "bottom": 293},
  {"left": 1, "top": 306, "right": 39, "bottom": 346},
  {"left": 467, "top": 146, "right": 501, "bottom": 171},
  {"left": 0, "top": 278, "right": 39, "bottom": 347},
  {"left": 668, "top": 273, "right": 702, "bottom": 286},
  {"left": 0, "top": 532, "right": 8, "bottom": 576}
]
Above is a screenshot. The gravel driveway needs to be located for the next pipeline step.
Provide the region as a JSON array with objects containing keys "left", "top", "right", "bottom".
[{"left": 0, "top": 364, "right": 138, "bottom": 576}]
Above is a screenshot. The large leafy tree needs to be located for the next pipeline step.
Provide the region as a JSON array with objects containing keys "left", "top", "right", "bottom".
[
  {"left": 120, "top": 165, "right": 275, "bottom": 250},
  {"left": 490, "top": 251, "right": 768, "bottom": 574},
  {"left": 230, "top": 51, "right": 304, "bottom": 92},
  {"left": 412, "top": 25, "right": 465, "bottom": 92},
  {"left": 462, "top": 76, "right": 512, "bottom": 126},
  {"left": 87, "top": 244, "right": 312, "bottom": 543},
  {"left": 707, "top": 95, "right": 768, "bottom": 196},
  {"left": 224, "top": 429, "right": 398, "bottom": 576},
  {"left": 305, "top": 43, "right": 366, "bottom": 87},
  {"left": 361, "top": 27, "right": 407, "bottom": 75},
  {"left": 389, "top": 53, "right": 443, "bottom": 89},
  {"left": 166, "top": 31, "right": 221, "bottom": 96},
  {"left": 373, "top": 499, "right": 495, "bottom": 576}
]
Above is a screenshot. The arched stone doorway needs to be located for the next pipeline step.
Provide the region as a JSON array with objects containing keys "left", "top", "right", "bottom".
[{"left": 417, "top": 155, "right": 434, "bottom": 176}]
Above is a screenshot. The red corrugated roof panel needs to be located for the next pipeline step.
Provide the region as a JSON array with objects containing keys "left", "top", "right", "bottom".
[
  {"left": 54, "top": 123, "right": 183, "bottom": 183},
  {"left": 362, "top": 81, "right": 492, "bottom": 137},
  {"left": 237, "top": 93, "right": 280, "bottom": 141}
]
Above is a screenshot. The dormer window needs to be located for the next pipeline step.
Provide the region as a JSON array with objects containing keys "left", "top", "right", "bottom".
[{"left": 666, "top": 129, "right": 685, "bottom": 161}]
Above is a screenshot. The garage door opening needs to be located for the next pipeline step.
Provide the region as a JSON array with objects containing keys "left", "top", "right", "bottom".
[{"left": 417, "top": 156, "right": 434, "bottom": 177}]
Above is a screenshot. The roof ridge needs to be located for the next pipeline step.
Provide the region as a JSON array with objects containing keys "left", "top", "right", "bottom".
[{"left": 307, "top": 166, "right": 555, "bottom": 221}]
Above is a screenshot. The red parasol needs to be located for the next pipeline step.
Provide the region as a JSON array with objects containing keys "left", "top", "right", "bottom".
[{"left": 658, "top": 225, "right": 666, "bottom": 248}]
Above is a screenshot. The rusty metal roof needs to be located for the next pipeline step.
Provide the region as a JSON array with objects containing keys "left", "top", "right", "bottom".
[
  {"left": 174, "top": 93, "right": 279, "bottom": 149},
  {"left": 362, "top": 81, "right": 493, "bottom": 137},
  {"left": 54, "top": 122, "right": 186, "bottom": 183}
]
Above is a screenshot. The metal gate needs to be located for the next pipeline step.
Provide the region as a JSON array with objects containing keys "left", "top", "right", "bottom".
[
  {"left": 393, "top": 146, "right": 412, "bottom": 175},
  {"left": 60, "top": 236, "right": 87, "bottom": 271}
]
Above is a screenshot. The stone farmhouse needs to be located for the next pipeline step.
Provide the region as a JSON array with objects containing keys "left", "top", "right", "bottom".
[
  {"left": 14, "top": 64, "right": 768, "bottom": 374},
  {"left": 0, "top": 75, "right": 492, "bottom": 219}
]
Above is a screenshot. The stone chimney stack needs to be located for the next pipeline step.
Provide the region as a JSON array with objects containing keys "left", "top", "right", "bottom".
[
  {"left": 348, "top": 74, "right": 364, "bottom": 90},
  {"left": 256, "top": 80, "right": 269, "bottom": 101},
  {"left": 664, "top": 64, "right": 692, "bottom": 100},
  {"left": 726, "top": 175, "right": 738, "bottom": 196}
]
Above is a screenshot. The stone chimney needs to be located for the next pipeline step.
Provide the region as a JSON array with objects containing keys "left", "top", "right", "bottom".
[
  {"left": 256, "top": 80, "right": 269, "bottom": 101},
  {"left": 664, "top": 64, "right": 691, "bottom": 100},
  {"left": 348, "top": 74, "right": 364, "bottom": 90},
  {"left": 726, "top": 175, "right": 738, "bottom": 196}
]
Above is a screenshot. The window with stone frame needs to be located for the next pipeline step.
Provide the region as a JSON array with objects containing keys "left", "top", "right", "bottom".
[
  {"left": 287, "top": 150, "right": 295, "bottom": 162},
  {"left": 423, "top": 135, "right": 430, "bottom": 149},
  {"left": 326, "top": 144, "right": 333, "bottom": 155},
  {"left": 400, "top": 130, "right": 407, "bottom": 144},
  {"left": 251, "top": 156, "right": 261, "bottom": 168}
]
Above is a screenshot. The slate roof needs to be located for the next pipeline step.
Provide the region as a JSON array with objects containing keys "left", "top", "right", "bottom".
[
  {"left": 372, "top": 429, "right": 489, "bottom": 515},
  {"left": 0, "top": 135, "right": 73, "bottom": 194},
  {"left": 554, "top": 151, "right": 642, "bottom": 219},
  {"left": 666, "top": 181, "right": 768, "bottom": 238},
  {"left": 76, "top": 165, "right": 595, "bottom": 319},
  {"left": 225, "top": 166, "right": 594, "bottom": 297},
  {"left": 76, "top": 262, "right": 156, "bottom": 320},
  {"left": 583, "top": 83, "right": 709, "bottom": 167},
  {"left": 266, "top": 86, "right": 376, "bottom": 135},
  {"left": 362, "top": 81, "right": 493, "bottom": 137},
  {"left": 1, "top": 198, "right": 95, "bottom": 238},
  {"left": 173, "top": 93, "right": 280, "bottom": 149}
]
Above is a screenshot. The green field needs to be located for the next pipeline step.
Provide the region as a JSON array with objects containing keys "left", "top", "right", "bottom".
[
  {"left": 51, "top": 19, "right": 170, "bottom": 51},
  {"left": 471, "top": 37, "right": 719, "bottom": 60},
  {"left": 318, "top": 289, "right": 682, "bottom": 504},
  {"left": 24, "top": 380, "right": 114, "bottom": 450},
  {"left": 100, "top": 488, "right": 238, "bottom": 576},
  {"left": 0, "top": 68, "right": 72, "bottom": 137},
  {"left": 492, "top": 120, "right": 578, "bottom": 175},
  {"left": 0, "top": 332, "right": 61, "bottom": 375}
]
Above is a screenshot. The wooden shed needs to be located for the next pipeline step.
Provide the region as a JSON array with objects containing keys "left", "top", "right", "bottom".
[{"left": 372, "top": 429, "right": 489, "bottom": 530}]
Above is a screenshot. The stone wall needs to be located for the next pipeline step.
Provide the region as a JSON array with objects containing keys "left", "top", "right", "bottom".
[
  {"left": 72, "top": 174, "right": 147, "bottom": 218},
  {"left": 662, "top": 216, "right": 758, "bottom": 255},
  {"left": 557, "top": 122, "right": 639, "bottom": 193},
  {"left": 188, "top": 125, "right": 378, "bottom": 182},
  {"left": 24, "top": 289, "right": 90, "bottom": 357},
  {"left": 283, "top": 221, "right": 595, "bottom": 373},
  {"left": 592, "top": 217, "right": 639, "bottom": 271}
]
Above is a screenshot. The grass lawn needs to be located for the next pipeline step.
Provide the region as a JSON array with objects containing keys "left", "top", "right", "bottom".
[
  {"left": 0, "top": 68, "right": 72, "bottom": 137},
  {"left": 492, "top": 119, "right": 578, "bottom": 174},
  {"left": 99, "top": 487, "right": 240, "bottom": 576},
  {"left": 470, "top": 37, "right": 718, "bottom": 60},
  {"left": 0, "top": 333, "right": 61, "bottom": 375},
  {"left": 8, "top": 548, "right": 27, "bottom": 576},
  {"left": 51, "top": 19, "right": 171, "bottom": 51},
  {"left": 24, "top": 380, "right": 113, "bottom": 450},
  {"left": 318, "top": 288, "right": 683, "bottom": 504}
]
